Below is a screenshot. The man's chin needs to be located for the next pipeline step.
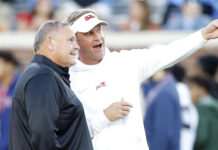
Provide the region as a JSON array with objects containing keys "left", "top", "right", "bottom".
[{"left": 93, "top": 47, "right": 104, "bottom": 53}]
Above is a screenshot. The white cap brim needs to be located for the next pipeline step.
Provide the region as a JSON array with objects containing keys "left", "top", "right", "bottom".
[{"left": 71, "top": 13, "right": 108, "bottom": 34}]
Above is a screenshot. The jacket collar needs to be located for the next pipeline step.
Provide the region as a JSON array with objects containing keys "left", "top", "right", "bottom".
[{"left": 32, "top": 54, "right": 70, "bottom": 85}]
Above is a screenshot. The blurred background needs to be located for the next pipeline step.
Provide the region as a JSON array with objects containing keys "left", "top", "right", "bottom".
[
  {"left": 0, "top": 0, "right": 217, "bottom": 72},
  {"left": 0, "top": 0, "right": 218, "bottom": 150}
]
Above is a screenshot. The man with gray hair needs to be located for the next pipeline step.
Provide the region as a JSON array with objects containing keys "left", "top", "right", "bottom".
[
  {"left": 67, "top": 8, "right": 218, "bottom": 150},
  {"left": 9, "top": 20, "right": 93, "bottom": 150}
]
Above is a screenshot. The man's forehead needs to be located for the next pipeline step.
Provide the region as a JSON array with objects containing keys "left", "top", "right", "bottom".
[
  {"left": 88, "top": 24, "right": 102, "bottom": 32},
  {"left": 54, "top": 26, "right": 74, "bottom": 38}
]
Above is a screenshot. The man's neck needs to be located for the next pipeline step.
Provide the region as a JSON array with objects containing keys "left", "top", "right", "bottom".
[{"left": 79, "top": 57, "right": 102, "bottom": 65}]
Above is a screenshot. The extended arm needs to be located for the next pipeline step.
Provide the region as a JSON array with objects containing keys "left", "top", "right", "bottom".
[{"left": 122, "top": 20, "right": 218, "bottom": 84}]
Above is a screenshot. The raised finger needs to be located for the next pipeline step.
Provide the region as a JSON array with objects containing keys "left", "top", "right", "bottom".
[{"left": 122, "top": 101, "right": 133, "bottom": 107}]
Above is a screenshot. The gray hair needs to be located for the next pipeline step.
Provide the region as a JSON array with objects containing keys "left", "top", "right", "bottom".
[
  {"left": 67, "top": 8, "right": 96, "bottom": 25},
  {"left": 33, "top": 20, "right": 69, "bottom": 52}
]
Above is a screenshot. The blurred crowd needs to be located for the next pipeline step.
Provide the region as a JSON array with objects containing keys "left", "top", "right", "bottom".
[
  {"left": 0, "top": 51, "right": 20, "bottom": 150},
  {"left": 0, "top": 0, "right": 218, "bottom": 150},
  {"left": 141, "top": 54, "right": 218, "bottom": 150},
  {"left": 0, "top": 0, "right": 217, "bottom": 32}
]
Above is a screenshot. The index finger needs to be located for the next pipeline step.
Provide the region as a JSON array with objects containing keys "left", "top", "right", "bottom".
[{"left": 122, "top": 101, "right": 133, "bottom": 108}]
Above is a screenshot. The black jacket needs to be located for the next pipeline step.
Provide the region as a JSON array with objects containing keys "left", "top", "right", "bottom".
[{"left": 10, "top": 54, "right": 93, "bottom": 150}]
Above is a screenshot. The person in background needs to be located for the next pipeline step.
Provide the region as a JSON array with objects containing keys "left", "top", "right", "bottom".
[
  {"left": 194, "top": 54, "right": 218, "bottom": 99},
  {"left": 119, "top": 0, "right": 150, "bottom": 31},
  {"left": 170, "top": 64, "right": 198, "bottom": 150},
  {"left": 0, "top": 51, "right": 20, "bottom": 150},
  {"left": 146, "top": 0, "right": 168, "bottom": 29},
  {"left": 55, "top": 0, "right": 112, "bottom": 23},
  {"left": 198, "top": 0, "right": 218, "bottom": 19},
  {"left": 164, "top": 1, "right": 212, "bottom": 30},
  {"left": 16, "top": 0, "right": 55, "bottom": 31},
  {"left": 142, "top": 69, "right": 181, "bottom": 150},
  {"left": 0, "top": 1, "right": 14, "bottom": 31},
  {"left": 29, "top": 0, "right": 54, "bottom": 30},
  {"left": 9, "top": 20, "right": 93, "bottom": 150},
  {"left": 188, "top": 75, "right": 218, "bottom": 150}
]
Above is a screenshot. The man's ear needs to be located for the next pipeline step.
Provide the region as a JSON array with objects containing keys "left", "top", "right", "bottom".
[{"left": 46, "top": 36, "right": 54, "bottom": 51}]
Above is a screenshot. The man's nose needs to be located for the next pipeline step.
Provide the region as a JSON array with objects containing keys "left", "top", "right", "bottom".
[
  {"left": 93, "top": 31, "right": 101, "bottom": 40},
  {"left": 73, "top": 40, "right": 80, "bottom": 50}
]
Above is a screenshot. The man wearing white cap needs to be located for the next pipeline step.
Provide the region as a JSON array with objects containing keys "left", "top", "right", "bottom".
[{"left": 67, "top": 8, "right": 218, "bottom": 150}]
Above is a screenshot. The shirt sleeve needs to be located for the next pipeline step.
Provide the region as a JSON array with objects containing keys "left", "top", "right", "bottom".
[
  {"left": 25, "top": 74, "right": 61, "bottom": 150},
  {"left": 85, "top": 110, "right": 111, "bottom": 138},
  {"left": 120, "top": 30, "right": 206, "bottom": 84}
]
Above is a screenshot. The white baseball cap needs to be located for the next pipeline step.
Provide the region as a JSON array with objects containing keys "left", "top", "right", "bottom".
[{"left": 71, "top": 12, "right": 108, "bottom": 34}]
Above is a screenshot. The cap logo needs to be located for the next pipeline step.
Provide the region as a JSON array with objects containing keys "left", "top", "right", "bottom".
[{"left": 85, "top": 14, "right": 95, "bottom": 21}]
